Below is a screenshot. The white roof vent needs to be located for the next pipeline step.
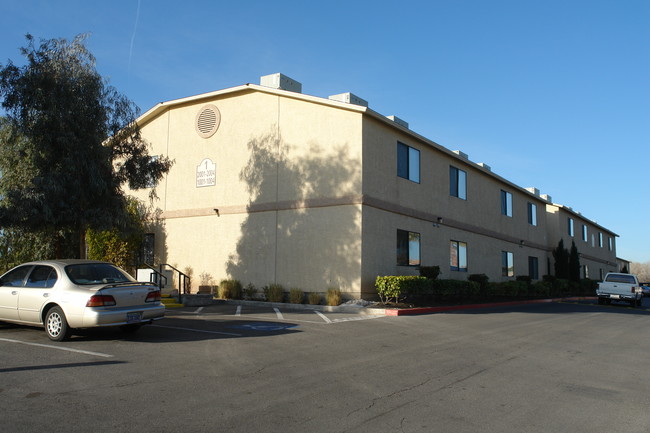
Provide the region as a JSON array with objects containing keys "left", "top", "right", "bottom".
[
  {"left": 387, "top": 115, "right": 408, "bottom": 129},
  {"left": 525, "top": 187, "right": 540, "bottom": 196},
  {"left": 328, "top": 92, "right": 368, "bottom": 107},
  {"left": 453, "top": 150, "right": 469, "bottom": 159},
  {"left": 260, "top": 73, "right": 302, "bottom": 93},
  {"left": 477, "top": 162, "right": 491, "bottom": 171},
  {"left": 541, "top": 194, "right": 552, "bottom": 202}
]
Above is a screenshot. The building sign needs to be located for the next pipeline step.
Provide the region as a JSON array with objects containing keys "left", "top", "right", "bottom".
[{"left": 196, "top": 158, "right": 216, "bottom": 187}]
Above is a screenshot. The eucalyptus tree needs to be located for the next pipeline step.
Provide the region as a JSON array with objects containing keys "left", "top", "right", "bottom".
[{"left": 0, "top": 34, "right": 171, "bottom": 258}]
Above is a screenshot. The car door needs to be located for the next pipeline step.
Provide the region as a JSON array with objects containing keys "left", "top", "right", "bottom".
[
  {"left": 18, "top": 265, "right": 59, "bottom": 324},
  {"left": 0, "top": 265, "right": 33, "bottom": 321}
]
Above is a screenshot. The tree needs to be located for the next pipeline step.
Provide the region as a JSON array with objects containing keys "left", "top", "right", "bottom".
[
  {"left": 631, "top": 261, "right": 650, "bottom": 282},
  {"left": 87, "top": 197, "right": 158, "bottom": 273},
  {"left": 0, "top": 34, "right": 171, "bottom": 258},
  {"left": 568, "top": 240, "right": 581, "bottom": 282},
  {"left": 553, "top": 239, "right": 569, "bottom": 279}
]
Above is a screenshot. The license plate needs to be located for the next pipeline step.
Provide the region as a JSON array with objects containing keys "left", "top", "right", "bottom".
[
  {"left": 610, "top": 295, "right": 620, "bottom": 299},
  {"left": 126, "top": 312, "right": 142, "bottom": 323}
]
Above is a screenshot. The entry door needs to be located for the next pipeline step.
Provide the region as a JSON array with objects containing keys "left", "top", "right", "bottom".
[
  {"left": 0, "top": 265, "right": 32, "bottom": 321},
  {"left": 18, "top": 265, "right": 59, "bottom": 324}
]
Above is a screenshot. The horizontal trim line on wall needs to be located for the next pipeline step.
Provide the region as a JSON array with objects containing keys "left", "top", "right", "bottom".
[{"left": 159, "top": 194, "right": 612, "bottom": 254}]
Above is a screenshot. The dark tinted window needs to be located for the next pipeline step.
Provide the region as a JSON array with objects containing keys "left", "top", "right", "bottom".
[
  {"left": 605, "top": 274, "right": 636, "bottom": 284},
  {"left": 25, "top": 266, "right": 58, "bottom": 288},
  {"left": 65, "top": 263, "right": 133, "bottom": 285},
  {"left": 0, "top": 265, "right": 32, "bottom": 287}
]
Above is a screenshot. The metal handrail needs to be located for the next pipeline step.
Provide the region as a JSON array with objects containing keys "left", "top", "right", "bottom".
[
  {"left": 140, "top": 263, "right": 168, "bottom": 290},
  {"left": 159, "top": 263, "right": 190, "bottom": 303}
]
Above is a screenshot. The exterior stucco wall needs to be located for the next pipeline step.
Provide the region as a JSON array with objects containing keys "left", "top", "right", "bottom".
[
  {"left": 129, "top": 83, "right": 620, "bottom": 299},
  {"left": 360, "top": 115, "right": 553, "bottom": 287},
  {"left": 132, "top": 89, "right": 365, "bottom": 295}
]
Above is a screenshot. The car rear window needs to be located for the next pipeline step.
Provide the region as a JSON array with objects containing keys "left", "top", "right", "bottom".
[
  {"left": 65, "top": 263, "right": 134, "bottom": 285},
  {"left": 605, "top": 274, "right": 637, "bottom": 284}
]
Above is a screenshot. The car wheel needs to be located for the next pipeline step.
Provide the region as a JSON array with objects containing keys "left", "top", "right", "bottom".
[
  {"left": 45, "top": 307, "right": 70, "bottom": 341},
  {"left": 120, "top": 324, "right": 142, "bottom": 334},
  {"left": 597, "top": 297, "right": 604, "bottom": 305}
]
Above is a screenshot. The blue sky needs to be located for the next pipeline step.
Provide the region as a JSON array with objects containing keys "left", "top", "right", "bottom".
[{"left": 1, "top": 0, "right": 649, "bottom": 262}]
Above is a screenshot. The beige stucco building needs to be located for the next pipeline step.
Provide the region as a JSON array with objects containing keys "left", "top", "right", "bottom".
[{"left": 129, "top": 73, "right": 618, "bottom": 298}]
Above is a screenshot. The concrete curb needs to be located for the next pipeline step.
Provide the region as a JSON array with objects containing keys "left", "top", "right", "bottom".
[{"left": 382, "top": 296, "right": 597, "bottom": 316}]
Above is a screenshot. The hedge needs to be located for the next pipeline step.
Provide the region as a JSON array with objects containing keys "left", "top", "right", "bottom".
[{"left": 375, "top": 276, "right": 431, "bottom": 304}]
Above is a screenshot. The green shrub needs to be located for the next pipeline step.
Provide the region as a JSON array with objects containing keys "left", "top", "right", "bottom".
[
  {"left": 468, "top": 274, "right": 489, "bottom": 291},
  {"left": 487, "top": 281, "right": 528, "bottom": 297},
  {"left": 289, "top": 288, "right": 304, "bottom": 304},
  {"left": 432, "top": 279, "right": 480, "bottom": 302},
  {"left": 326, "top": 288, "right": 342, "bottom": 306},
  {"left": 264, "top": 284, "right": 284, "bottom": 302},
  {"left": 419, "top": 266, "right": 440, "bottom": 280},
  {"left": 579, "top": 278, "right": 598, "bottom": 296},
  {"left": 375, "top": 276, "right": 431, "bottom": 304},
  {"left": 243, "top": 283, "right": 257, "bottom": 300},
  {"left": 218, "top": 279, "right": 242, "bottom": 299},
  {"left": 308, "top": 292, "right": 321, "bottom": 305},
  {"left": 531, "top": 281, "right": 551, "bottom": 297},
  {"left": 516, "top": 275, "right": 532, "bottom": 285}
]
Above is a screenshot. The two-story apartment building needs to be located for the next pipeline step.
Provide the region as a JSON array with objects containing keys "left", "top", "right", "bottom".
[{"left": 128, "top": 73, "right": 618, "bottom": 298}]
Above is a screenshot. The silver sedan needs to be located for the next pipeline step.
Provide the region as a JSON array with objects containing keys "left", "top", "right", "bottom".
[{"left": 0, "top": 259, "right": 165, "bottom": 341}]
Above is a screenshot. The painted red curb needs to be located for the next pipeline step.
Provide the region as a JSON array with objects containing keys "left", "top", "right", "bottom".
[{"left": 384, "top": 297, "right": 597, "bottom": 316}]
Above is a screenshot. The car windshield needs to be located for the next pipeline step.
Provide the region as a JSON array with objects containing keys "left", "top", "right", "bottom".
[{"left": 65, "top": 263, "right": 134, "bottom": 285}]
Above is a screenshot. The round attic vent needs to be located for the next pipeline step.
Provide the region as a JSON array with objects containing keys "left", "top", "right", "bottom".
[{"left": 195, "top": 104, "right": 221, "bottom": 138}]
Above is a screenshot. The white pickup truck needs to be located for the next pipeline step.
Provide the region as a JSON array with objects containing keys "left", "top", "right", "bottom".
[{"left": 596, "top": 273, "right": 643, "bottom": 307}]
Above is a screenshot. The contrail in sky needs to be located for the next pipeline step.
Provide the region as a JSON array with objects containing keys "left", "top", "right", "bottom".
[{"left": 128, "top": 0, "right": 141, "bottom": 90}]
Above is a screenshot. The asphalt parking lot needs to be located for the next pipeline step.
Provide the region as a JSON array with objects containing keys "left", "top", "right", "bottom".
[{"left": 3, "top": 300, "right": 650, "bottom": 433}]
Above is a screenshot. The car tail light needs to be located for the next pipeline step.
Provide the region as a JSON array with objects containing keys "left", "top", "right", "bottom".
[
  {"left": 146, "top": 290, "right": 161, "bottom": 303},
  {"left": 86, "top": 294, "right": 117, "bottom": 307}
]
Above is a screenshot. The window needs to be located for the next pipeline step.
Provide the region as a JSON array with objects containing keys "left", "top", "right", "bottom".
[
  {"left": 527, "top": 202, "right": 537, "bottom": 226},
  {"left": 449, "top": 166, "right": 467, "bottom": 199},
  {"left": 568, "top": 218, "right": 574, "bottom": 237},
  {"left": 591, "top": 234, "right": 595, "bottom": 247},
  {"left": 598, "top": 232, "right": 603, "bottom": 248},
  {"left": 608, "top": 237, "right": 613, "bottom": 251},
  {"left": 584, "top": 265, "right": 590, "bottom": 279},
  {"left": 528, "top": 256, "right": 539, "bottom": 280},
  {"left": 141, "top": 233, "right": 155, "bottom": 265},
  {"left": 0, "top": 265, "right": 31, "bottom": 287},
  {"left": 397, "top": 229, "right": 420, "bottom": 266},
  {"left": 501, "top": 251, "right": 514, "bottom": 277},
  {"left": 500, "top": 190, "right": 512, "bottom": 217},
  {"left": 25, "top": 266, "right": 58, "bottom": 288},
  {"left": 450, "top": 240, "right": 468, "bottom": 272},
  {"left": 582, "top": 225, "right": 587, "bottom": 242},
  {"left": 599, "top": 268, "right": 604, "bottom": 281},
  {"left": 397, "top": 142, "right": 420, "bottom": 183}
]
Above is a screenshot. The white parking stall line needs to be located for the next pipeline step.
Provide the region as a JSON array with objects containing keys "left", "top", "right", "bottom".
[
  {"left": 235, "top": 305, "right": 242, "bottom": 316},
  {"left": 0, "top": 337, "right": 113, "bottom": 358},
  {"left": 152, "top": 325, "right": 242, "bottom": 337},
  {"left": 314, "top": 310, "right": 333, "bottom": 323},
  {"left": 195, "top": 307, "right": 204, "bottom": 314},
  {"left": 273, "top": 308, "right": 284, "bottom": 320}
]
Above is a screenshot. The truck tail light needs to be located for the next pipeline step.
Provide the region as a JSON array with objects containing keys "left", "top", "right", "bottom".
[
  {"left": 145, "top": 290, "right": 161, "bottom": 303},
  {"left": 86, "top": 294, "right": 117, "bottom": 307}
]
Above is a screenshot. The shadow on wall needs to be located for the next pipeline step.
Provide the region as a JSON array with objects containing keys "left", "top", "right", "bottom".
[{"left": 225, "top": 126, "right": 361, "bottom": 294}]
